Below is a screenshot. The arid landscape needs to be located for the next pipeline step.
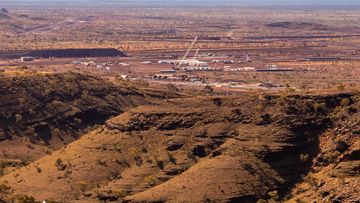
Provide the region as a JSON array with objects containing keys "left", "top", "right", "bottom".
[{"left": 0, "top": 1, "right": 359, "bottom": 202}]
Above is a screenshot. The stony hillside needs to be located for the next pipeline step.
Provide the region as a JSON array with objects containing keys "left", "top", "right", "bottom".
[
  {"left": 0, "top": 73, "right": 179, "bottom": 177},
  {"left": 0, "top": 93, "right": 358, "bottom": 202},
  {"left": 285, "top": 95, "right": 360, "bottom": 203}
]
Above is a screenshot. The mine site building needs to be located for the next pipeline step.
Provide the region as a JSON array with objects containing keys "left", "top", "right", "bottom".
[
  {"left": 20, "top": 56, "right": 34, "bottom": 62},
  {"left": 223, "top": 60, "right": 235, "bottom": 64},
  {"left": 188, "top": 60, "right": 208, "bottom": 67},
  {"left": 266, "top": 64, "right": 278, "bottom": 68},
  {"left": 258, "top": 82, "right": 282, "bottom": 88},
  {"left": 119, "top": 63, "right": 130, "bottom": 67},
  {"left": 160, "top": 69, "right": 177, "bottom": 74},
  {"left": 256, "top": 68, "right": 294, "bottom": 72},
  {"left": 243, "top": 67, "right": 256, "bottom": 71},
  {"left": 158, "top": 60, "right": 176, "bottom": 64}
]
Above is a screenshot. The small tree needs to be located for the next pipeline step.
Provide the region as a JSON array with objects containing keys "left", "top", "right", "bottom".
[
  {"left": 340, "top": 98, "right": 351, "bottom": 107},
  {"left": 213, "top": 98, "right": 222, "bottom": 107},
  {"left": 166, "top": 83, "right": 179, "bottom": 92},
  {"left": 337, "top": 84, "right": 345, "bottom": 91},
  {"left": 255, "top": 103, "right": 265, "bottom": 113},
  {"left": 204, "top": 85, "right": 214, "bottom": 94},
  {"left": 313, "top": 102, "right": 327, "bottom": 115}
]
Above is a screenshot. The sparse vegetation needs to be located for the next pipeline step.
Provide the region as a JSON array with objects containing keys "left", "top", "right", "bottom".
[
  {"left": 322, "top": 151, "right": 341, "bottom": 164},
  {"left": 110, "top": 189, "right": 127, "bottom": 199},
  {"left": 300, "top": 153, "right": 309, "bottom": 162},
  {"left": 267, "top": 190, "right": 279, "bottom": 201},
  {"left": 168, "top": 152, "right": 177, "bottom": 164},
  {"left": 255, "top": 103, "right": 265, "bottom": 113},
  {"left": 143, "top": 175, "right": 156, "bottom": 187},
  {"left": 313, "top": 102, "right": 327, "bottom": 115},
  {"left": 55, "top": 159, "right": 67, "bottom": 171},
  {"left": 35, "top": 165, "right": 42, "bottom": 173},
  {"left": 1, "top": 6, "right": 360, "bottom": 203},
  {"left": 77, "top": 181, "right": 88, "bottom": 193},
  {"left": 204, "top": 85, "right": 214, "bottom": 94},
  {"left": 340, "top": 98, "right": 351, "bottom": 107},
  {"left": 12, "top": 194, "right": 39, "bottom": 203},
  {"left": 129, "top": 148, "right": 139, "bottom": 157},
  {"left": 0, "top": 182, "right": 11, "bottom": 194},
  {"left": 304, "top": 175, "right": 318, "bottom": 188},
  {"left": 166, "top": 83, "right": 179, "bottom": 92},
  {"left": 337, "top": 84, "right": 345, "bottom": 91},
  {"left": 213, "top": 98, "right": 222, "bottom": 107}
]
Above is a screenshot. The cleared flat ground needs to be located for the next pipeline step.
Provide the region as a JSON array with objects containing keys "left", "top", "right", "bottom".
[{"left": 1, "top": 7, "right": 360, "bottom": 92}]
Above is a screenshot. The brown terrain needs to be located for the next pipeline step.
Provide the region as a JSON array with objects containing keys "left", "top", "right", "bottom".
[
  {"left": 0, "top": 4, "right": 359, "bottom": 203},
  {"left": 1, "top": 7, "right": 360, "bottom": 92},
  {"left": 0, "top": 73, "right": 179, "bottom": 177},
  {"left": 0, "top": 76, "right": 359, "bottom": 202}
]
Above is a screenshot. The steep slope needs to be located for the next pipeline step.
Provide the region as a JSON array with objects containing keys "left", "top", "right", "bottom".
[
  {"left": 285, "top": 96, "right": 360, "bottom": 203},
  {"left": 0, "top": 72, "right": 179, "bottom": 176},
  {"left": 0, "top": 8, "right": 10, "bottom": 20},
  {"left": 1, "top": 93, "right": 357, "bottom": 202},
  {"left": 0, "top": 13, "right": 10, "bottom": 20}
]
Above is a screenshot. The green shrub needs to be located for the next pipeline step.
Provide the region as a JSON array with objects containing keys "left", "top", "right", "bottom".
[
  {"left": 213, "top": 98, "right": 222, "bottom": 107},
  {"left": 300, "top": 153, "right": 309, "bottom": 162},
  {"left": 255, "top": 103, "right": 265, "bottom": 113},
  {"left": 77, "top": 181, "right": 88, "bottom": 192},
  {"left": 12, "top": 195, "right": 39, "bottom": 203},
  {"left": 267, "top": 190, "right": 279, "bottom": 201},
  {"left": 0, "top": 182, "right": 11, "bottom": 194},
  {"left": 111, "top": 189, "right": 127, "bottom": 198},
  {"left": 143, "top": 175, "right": 156, "bottom": 186},
  {"left": 55, "top": 159, "right": 67, "bottom": 171},
  {"left": 166, "top": 83, "right": 179, "bottom": 92},
  {"left": 337, "top": 84, "right": 345, "bottom": 91},
  {"left": 313, "top": 102, "right": 327, "bottom": 114},
  {"left": 204, "top": 85, "right": 214, "bottom": 94},
  {"left": 340, "top": 98, "right": 351, "bottom": 107},
  {"left": 323, "top": 151, "right": 341, "bottom": 164},
  {"left": 304, "top": 176, "right": 318, "bottom": 188}
]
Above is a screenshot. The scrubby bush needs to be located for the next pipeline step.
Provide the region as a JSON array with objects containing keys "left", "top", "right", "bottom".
[
  {"left": 204, "top": 85, "right": 214, "bottom": 94},
  {"left": 168, "top": 152, "right": 177, "bottom": 164},
  {"left": 322, "top": 151, "right": 341, "bottom": 164},
  {"left": 77, "top": 181, "right": 88, "bottom": 192},
  {"left": 304, "top": 175, "right": 318, "bottom": 188},
  {"left": 340, "top": 98, "right": 351, "bottom": 107},
  {"left": 110, "top": 189, "right": 127, "bottom": 198},
  {"left": 55, "top": 159, "right": 67, "bottom": 171},
  {"left": 12, "top": 194, "right": 38, "bottom": 203},
  {"left": 0, "top": 182, "right": 11, "bottom": 194},
  {"left": 267, "top": 190, "right": 279, "bottom": 201},
  {"left": 143, "top": 175, "right": 156, "bottom": 186},
  {"left": 255, "top": 103, "right": 265, "bottom": 113},
  {"left": 337, "top": 84, "right": 345, "bottom": 91},
  {"left": 213, "top": 98, "right": 222, "bottom": 107},
  {"left": 35, "top": 165, "right": 42, "bottom": 173},
  {"left": 300, "top": 153, "right": 309, "bottom": 162},
  {"left": 15, "top": 114, "right": 23, "bottom": 123},
  {"left": 166, "top": 83, "right": 179, "bottom": 92},
  {"left": 313, "top": 102, "right": 327, "bottom": 114},
  {"left": 129, "top": 148, "right": 139, "bottom": 157},
  {"left": 154, "top": 156, "right": 164, "bottom": 170}
]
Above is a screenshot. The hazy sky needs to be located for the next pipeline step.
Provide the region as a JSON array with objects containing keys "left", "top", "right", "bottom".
[{"left": 1, "top": 0, "right": 360, "bottom": 8}]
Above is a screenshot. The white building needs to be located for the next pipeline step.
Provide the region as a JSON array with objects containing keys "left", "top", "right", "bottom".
[
  {"left": 20, "top": 56, "right": 34, "bottom": 62},
  {"left": 119, "top": 63, "right": 130, "bottom": 67}
]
